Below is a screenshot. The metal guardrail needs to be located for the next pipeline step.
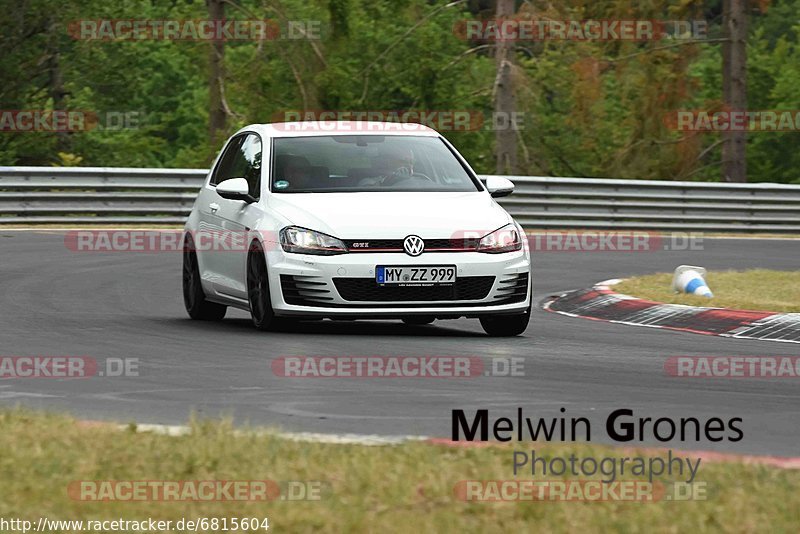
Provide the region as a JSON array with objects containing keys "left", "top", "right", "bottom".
[
  {"left": 0, "top": 167, "right": 206, "bottom": 225},
  {"left": 1, "top": 166, "right": 799, "bottom": 232}
]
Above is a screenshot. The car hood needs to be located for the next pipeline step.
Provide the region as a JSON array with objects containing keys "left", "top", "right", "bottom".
[{"left": 268, "top": 192, "right": 512, "bottom": 238}]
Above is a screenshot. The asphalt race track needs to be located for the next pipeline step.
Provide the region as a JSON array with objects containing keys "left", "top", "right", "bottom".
[{"left": 1, "top": 232, "right": 798, "bottom": 456}]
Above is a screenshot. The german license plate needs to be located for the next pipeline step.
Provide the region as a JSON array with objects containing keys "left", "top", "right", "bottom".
[{"left": 376, "top": 266, "right": 456, "bottom": 285}]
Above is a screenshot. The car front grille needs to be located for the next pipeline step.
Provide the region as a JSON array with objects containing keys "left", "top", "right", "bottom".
[
  {"left": 342, "top": 238, "right": 480, "bottom": 252},
  {"left": 332, "top": 276, "right": 495, "bottom": 302}
]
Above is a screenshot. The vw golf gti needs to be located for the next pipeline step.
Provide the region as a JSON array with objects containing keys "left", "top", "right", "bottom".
[{"left": 182, "top": 122, "right": 532, "bottom": 336}]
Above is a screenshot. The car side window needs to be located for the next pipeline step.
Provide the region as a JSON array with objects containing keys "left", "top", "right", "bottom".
[
  {"left": 239, "top": 134, "right": 262, "bottom": 198},
  {"left": 209, "top": 134, "right": 263, "bottom": 199},
  {"left": 210, "top": 136, "right": 244, "bottom": 187}
]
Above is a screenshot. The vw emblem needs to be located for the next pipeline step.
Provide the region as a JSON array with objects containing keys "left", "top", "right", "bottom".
[{"left": 403, "top": 235, "right": 425, "bottom": 256}]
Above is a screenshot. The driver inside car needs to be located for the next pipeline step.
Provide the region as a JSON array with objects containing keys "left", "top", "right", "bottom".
[{"left": 359, "top": 146, "right": 419, "bottom": 187}]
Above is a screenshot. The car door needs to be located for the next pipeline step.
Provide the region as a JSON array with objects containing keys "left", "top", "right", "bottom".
[
  {"left": 195, "top": 135, "right": 245, "bottom": 297},
  {"left": 207, "top": 132, "right": 264, "bottom": 300}
]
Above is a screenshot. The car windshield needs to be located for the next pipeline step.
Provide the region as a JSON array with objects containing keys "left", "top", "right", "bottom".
[{"left": 271, "top": 135, "right": 481, "bottom": 193}]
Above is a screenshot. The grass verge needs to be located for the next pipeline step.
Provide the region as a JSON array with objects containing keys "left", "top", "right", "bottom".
[
  {"left": 614, "top": 269, "right": 800, "bottom": 313},
  {"left": 1, "top": 409, "right": 799, "bottom": 532}
]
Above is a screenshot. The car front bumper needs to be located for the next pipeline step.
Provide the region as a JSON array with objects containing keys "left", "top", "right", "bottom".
[{"left": 266, "top": 248, "right": 531, "bottom": 318}]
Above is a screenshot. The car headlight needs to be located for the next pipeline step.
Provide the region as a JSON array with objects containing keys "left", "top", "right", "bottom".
[
  {"left": 279, "top": 226, "right": 348, "bottom": 255},
  {"left": 477, "top": 224, "right": 523, "bottom": 253}
]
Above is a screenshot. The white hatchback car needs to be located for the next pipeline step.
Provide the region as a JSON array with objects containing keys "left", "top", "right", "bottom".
[{"left": 182, "top": 122, "right": 532, "bottom": 336}]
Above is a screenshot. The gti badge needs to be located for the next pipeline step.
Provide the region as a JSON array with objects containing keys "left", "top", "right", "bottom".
[{"left": 403, "top": 235, "right": 425, "bottom": 256}]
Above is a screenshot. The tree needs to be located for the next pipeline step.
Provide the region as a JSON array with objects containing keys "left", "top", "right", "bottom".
[
  {"left": 207, "top": 0, "right": 227, "bottom": 148},
  {"left": 722, "top": 0, "right": 748, "bottom": 182},
  {"left": 494, "top": 0, "right": 517, "bottom": 174}
]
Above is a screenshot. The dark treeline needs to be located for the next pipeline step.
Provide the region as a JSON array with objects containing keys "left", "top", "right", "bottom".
[{"left": 1, "top": 0, "right": 798, "bottom": 183}]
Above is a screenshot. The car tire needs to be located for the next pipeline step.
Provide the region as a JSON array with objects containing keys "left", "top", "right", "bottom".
[
  {"left": 479, "top": 307, "right": 530, "bottom": 337},
  {"left": 247, "top": 241, "right": 279, "bottom": 331},
  {"left": 402, "top": 316, "right": 435, "bottom": 325},
  {"left": 183, "top": 238, "right": 227, "bottom": 321}
]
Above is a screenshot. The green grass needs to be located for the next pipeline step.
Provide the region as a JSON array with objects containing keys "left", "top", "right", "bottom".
[
  {"left": 614, "top": 269, "right": 800, "bottom": 313},
  {"left": 1, "top": 409, "right": 799, "bottom": 533}
]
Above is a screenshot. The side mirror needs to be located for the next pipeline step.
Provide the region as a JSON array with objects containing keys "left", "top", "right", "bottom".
[
  {"left": 216, "top": 178, "right": 255, "bottom": 203},
  {"left": 485, "top": 176, "right": 515, "bottom": 198}
]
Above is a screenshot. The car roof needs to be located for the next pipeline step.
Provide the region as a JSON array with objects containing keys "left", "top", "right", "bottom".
[{"left": 237, "top": 121, "right": 441, "bottom": 138}]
